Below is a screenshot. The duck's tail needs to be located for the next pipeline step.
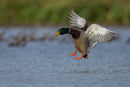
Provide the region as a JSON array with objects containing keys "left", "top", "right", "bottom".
[{"left": 83, "top": 53, "right": 89, "bottom": 60}]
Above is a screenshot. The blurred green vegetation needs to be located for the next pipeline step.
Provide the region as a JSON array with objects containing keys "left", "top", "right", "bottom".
[{"left": 0, "top": 0, "right": 130, "bottom": 26}]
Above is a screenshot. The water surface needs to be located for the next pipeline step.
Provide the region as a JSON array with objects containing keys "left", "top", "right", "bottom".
[{"left": 0, "top": 27, "right": 130, "bottom": 87}]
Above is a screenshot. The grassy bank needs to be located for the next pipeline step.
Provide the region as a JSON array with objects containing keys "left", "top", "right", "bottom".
[{"left": 0, "top": 0, "right": 130, "bottom": 26}]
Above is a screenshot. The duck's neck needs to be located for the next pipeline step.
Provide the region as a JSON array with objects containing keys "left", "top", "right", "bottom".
[
  {"left": 62, "top": 27, "right": 81, "bottom": 39},
  {"left": 62, "top": 28, "right": 70, "bottom": 34}
]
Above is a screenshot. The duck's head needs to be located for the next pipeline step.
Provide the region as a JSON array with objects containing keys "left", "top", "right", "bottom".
[{"left": 55, "top": 28, "right": 69, "bottom": 37}]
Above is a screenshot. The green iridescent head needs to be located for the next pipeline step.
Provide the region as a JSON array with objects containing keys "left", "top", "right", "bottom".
[{"left": 55, "top": 28, "right": 69, "bottom": 36}]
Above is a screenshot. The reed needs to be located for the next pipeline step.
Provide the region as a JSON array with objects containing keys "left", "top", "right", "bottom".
[
  {"left": 0, "top": 30, "right": 6, "bottom": 41},
  {"left": 126, "top": 37, "right": 130, "bottom": 43},
  {"left": 0, "top": 0, "right": 130, "bottom": 25}
]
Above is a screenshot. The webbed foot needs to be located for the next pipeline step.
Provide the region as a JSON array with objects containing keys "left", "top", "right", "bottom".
[
  {"left": 69, "top": 49, "right": 77, "bottom": 56},
  {"left": 74, "top": 53, "right": 86, "bottom": 60}
]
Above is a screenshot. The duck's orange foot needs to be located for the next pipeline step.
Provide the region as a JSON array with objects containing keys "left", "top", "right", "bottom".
[
  {"left": 69, "top": 53, "right": 76, "bottom": 56},
  {"left": 74, "top": 53, "right": 86, "bottom": 60},
  {"left": 74, "top": 57, "right": 82, "bottom": 60},
  {"left": 69, "top": 49, "right": 77, "bottom": 56}
]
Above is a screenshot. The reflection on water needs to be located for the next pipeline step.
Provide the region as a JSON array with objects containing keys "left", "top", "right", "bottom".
[{"left": 0, "top": 26, "right": 130, "bottom": 87}]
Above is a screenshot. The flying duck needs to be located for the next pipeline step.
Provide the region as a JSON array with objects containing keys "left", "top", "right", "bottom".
[{"left": 55, "top": 10, "right": 116, "bottom": 60}]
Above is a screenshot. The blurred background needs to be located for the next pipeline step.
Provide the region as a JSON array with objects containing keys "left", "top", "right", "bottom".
[
  {"left": 0, "top": 0, "right": 130, "bottom": 87},
  {"left": 0, "top": 0, "right": 130, "bottom": 26}
]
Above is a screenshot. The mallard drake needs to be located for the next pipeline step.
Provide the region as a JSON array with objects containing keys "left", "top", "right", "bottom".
[{"left": 55, "top": 10, "right": 116, "bottom": 60}]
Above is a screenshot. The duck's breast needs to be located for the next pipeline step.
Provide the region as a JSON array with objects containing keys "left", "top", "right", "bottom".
[{"left": 73, "top": 32, "right": 89, "bottom": 54}]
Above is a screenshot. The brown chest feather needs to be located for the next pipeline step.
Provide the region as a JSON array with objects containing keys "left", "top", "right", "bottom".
[{"left": 69, "top": 29, "right": 81, "bottom": 39}]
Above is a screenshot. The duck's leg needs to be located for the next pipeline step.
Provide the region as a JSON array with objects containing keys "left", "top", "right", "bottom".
[
  {"left": 69, "top": 49, "right": 77, "bottom": 56},
  {"left": 74, "top": 53, "right": 86, "bottom": 60}
]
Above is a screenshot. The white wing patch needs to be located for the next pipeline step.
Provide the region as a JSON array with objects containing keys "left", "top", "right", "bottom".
[
  {"left": 86, "top": 24, "right": 116, "bottom": 43},
  {"left": 69, "top": 10, "right": 86, "bottom": 28}
]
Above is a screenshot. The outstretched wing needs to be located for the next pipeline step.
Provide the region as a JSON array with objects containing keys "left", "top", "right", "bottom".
[
  {"left": 69, "top": 10, "right": 88, "bottom": 31},
  {"left": 86, "top": 24, "right": 116, "bottom": 43}
]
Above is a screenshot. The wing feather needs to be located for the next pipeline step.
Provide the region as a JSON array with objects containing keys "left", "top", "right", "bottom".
[
  {"left": 86, "top": 24, "right": 116, "bottom": 43},
  {"left": 69, "top": 10, "right": 87, "bottom": 30}
]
